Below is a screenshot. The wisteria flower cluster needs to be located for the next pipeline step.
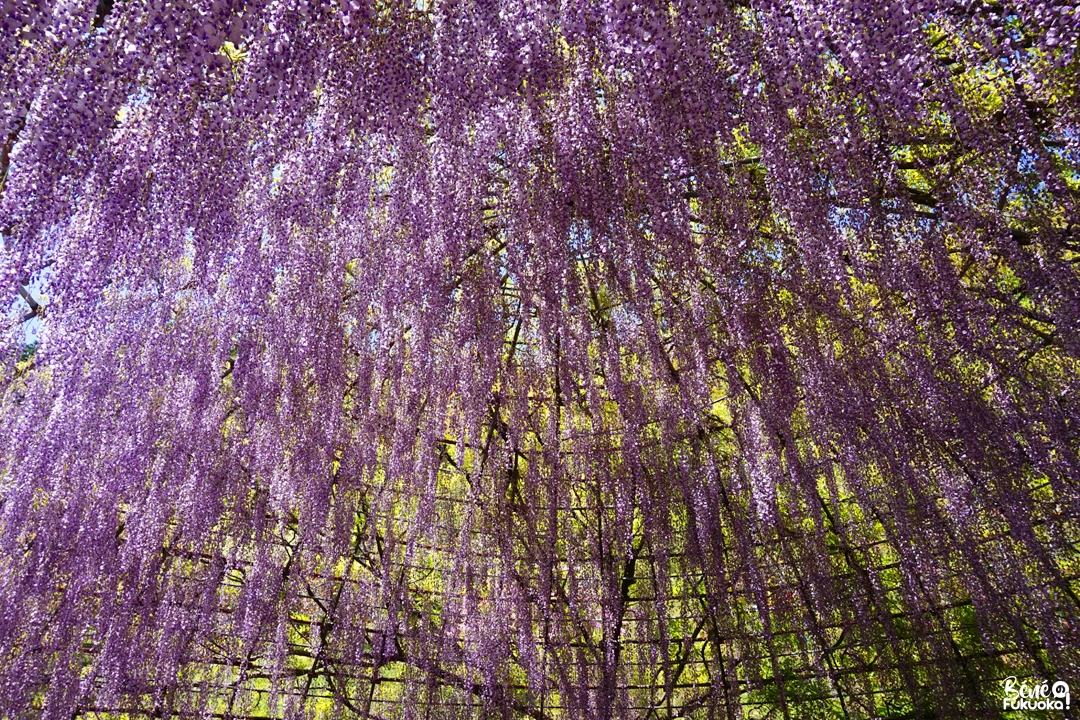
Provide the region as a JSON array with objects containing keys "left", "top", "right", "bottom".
[{"left": 1, "top": 1, "right": 1078, "bottom": 718}]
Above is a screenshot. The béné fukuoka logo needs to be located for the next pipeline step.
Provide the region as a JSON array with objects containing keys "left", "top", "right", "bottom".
[{"left": 1002, "top": 676, "right": 1070, "bottom": 712}]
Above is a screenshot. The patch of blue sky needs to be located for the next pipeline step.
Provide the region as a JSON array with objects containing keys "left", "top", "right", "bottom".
[
  {"left": 12, "top": 261, "right": 53, "bottom": 346},
  {"left": 1017, "top": 149, "right": 1039, "bottom": 174}
]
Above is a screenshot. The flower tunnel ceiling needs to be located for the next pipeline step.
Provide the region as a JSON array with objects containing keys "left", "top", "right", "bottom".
[{"left": 1, "top": 0, "right": 1079, "bottom": 718}]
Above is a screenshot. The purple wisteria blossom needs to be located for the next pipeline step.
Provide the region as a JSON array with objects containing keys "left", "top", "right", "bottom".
[{"left": 1, "top": 1, "right": 1078, "bottom": 718}]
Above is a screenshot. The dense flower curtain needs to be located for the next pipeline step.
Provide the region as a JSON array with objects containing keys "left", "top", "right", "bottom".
[{"left": 1, "top": 0, "right": 1078, "bottom": 717}]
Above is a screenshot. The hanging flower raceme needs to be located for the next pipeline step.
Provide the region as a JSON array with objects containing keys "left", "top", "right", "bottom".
[{"left": 1, "top": 1, "right": 1078, "bottom": 718}]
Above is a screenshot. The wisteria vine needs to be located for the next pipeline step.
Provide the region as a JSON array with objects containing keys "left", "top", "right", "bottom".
[{"left": 1, "top": 0, "right": 1079, "bottom": 717}]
